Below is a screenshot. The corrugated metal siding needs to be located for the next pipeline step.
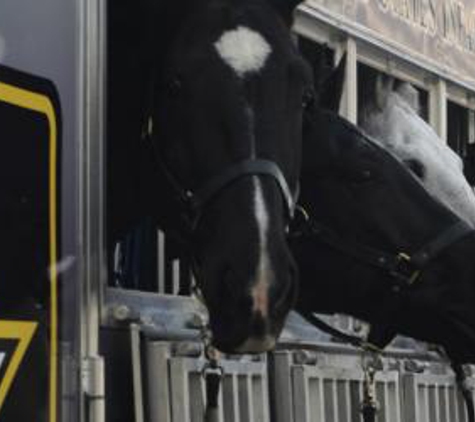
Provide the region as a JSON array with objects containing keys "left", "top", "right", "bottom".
[
  {"left": 402, "top": 373, "right": 475, "bottom": 422},
  {"left": 271, "top": 351, "right": 401, "bottom": 422},
  {"left": 145, "top": 341, "right": 270, "bottom": 422},
  {"left": 136, "top": 336, "right": 475, "bottom": 422}
]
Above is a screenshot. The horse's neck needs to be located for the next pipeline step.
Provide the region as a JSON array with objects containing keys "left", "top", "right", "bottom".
[{"left": 432, "top": 231, "right": 475, "bottom": 280}]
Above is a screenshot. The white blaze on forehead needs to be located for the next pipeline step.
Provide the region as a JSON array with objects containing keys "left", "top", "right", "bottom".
[
  {"left": 251, "top": 178, "right": 272, "bottom": 317},
  {"left": 214, "top": 26, "right": 272, "bottom": 78}
]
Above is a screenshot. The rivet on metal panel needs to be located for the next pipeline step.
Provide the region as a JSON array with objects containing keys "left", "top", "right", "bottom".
[
  {"left": 172, "top": 341, "right": 203, "bottom": 358},
  {"left": 387, "top": 358, "right": 402, "bottom": 371},
  {"left": 251, "top": 354, "right": 264, "bottom": 362},
  {"left": 186, "top": 313, "right": 207, "bottom": 330},
  {"left": 110, "top": 304, "right": 134, "bottom": 322},
  {"left": 403, "top": 359, "right": 427, "bottom": 373},
  {"left": 139, "top": 314, "right": 154, "bottom": 326},
  {"left": 293, "top": 350, "right": 318, "bottom": 365},
  {"left": 465, "top": 365, "right": 475, "bottom": 377}
]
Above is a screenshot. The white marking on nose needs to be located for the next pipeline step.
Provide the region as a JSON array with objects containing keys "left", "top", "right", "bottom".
[
  {"left": 251, "top": 177, "right": 272, "bottom": 317},
  {"left": 214, "top": 26, "right": 272, "bottom": 78}
]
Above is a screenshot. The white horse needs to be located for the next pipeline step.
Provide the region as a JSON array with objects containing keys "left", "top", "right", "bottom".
[{"left": 359, "top": 75, "right": 475, "bottom": 227}]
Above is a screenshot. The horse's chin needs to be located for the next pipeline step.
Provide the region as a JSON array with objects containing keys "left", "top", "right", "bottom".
[
  {"left": 209, "top": 313, "right": 284, "bottom": 354},
  {"left": 233, "top": 336, "right": 277, "bottom": 354},
  {"left": 213, "top": 335, "right": 277, "bottom": 355}
]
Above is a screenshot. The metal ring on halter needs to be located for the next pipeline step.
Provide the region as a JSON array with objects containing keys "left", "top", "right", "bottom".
[
  {"left": 201, "top": 343, "right": 225, "bottom": 380},
  {"left": 201, "top": 360, "right": 225, "bottom": 380},
  {"left": 294, "top": 204, "right": 310, "bottom": 222}
]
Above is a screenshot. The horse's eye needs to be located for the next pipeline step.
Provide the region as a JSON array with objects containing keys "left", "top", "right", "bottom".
[
  {"left": 302, "top": 89, "right": 315, "bottom": 110},
  {"left": 404, "top": 159, "right": 425, "bottom": 179},
  {"left": 165, "top": 77, "right": 183, "bottom": 97},
  {"left": 347, "top": 169, "right": 373, "bottom": 186}
]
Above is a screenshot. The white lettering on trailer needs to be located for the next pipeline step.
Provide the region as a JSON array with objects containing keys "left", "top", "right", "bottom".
[{"left": 214, "top": 26, "right": 271, "bottom": 78}]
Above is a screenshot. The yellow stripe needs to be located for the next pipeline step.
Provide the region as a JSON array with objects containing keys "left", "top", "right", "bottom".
[
  {"left": 0, "top": 322, "right": 38, "bottom": 411},
  {"left": 0, "top": 81, "right": 58, "bottom": 422}
]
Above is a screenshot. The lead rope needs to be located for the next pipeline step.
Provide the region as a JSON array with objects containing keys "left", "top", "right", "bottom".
[
  {"left": 435, "top": 348, "right": 475, "bottom": 422},
  {"left": 451, "top": 362, "right": 475, "bottom": 422},
  {"left": 200, "top": 327, "right": 224, "bottom": 422},
  {"left": 301, "top": 311, "right": 383, "bottom": 421},
  {"left": 193, "top": 280, "right": 224, "bottom": 422},
  {"left": 361, "top": 352, "right": 380, "bottom": 422}
]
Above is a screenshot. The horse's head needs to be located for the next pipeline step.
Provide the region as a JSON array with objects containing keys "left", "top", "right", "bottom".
[
  {"left": 298, "top": 110, "right": 475, "bottom": 362},
  {"left": 301, "top": 108, "right": 460, "bottom": 250},
  {"left": 359, "top": 74, "right": 475, "bottom": 227},
  {"left": 151, "top": 0, "right": 312, "bottom": 353}
]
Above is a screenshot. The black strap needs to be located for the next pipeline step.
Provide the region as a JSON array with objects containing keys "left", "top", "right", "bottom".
[
  {"left": 300, "top": 311, "right": 382, "bottom": 353},
  {"left": 192, "top": 159, "right": 297, "bottom": 218},
  {"left": 301, "top": 311, "right": 381, "bottom": 422},
  {"left": 294, "top": 217, "right": 473, "bottom": 286},
  {"left": 205, "top": 371, "right": 221, "bottom": 422},
  {"left": 411, "top": 220, "right": 473, "bottom": 266},
  {"left": 361, "top": 402, "right": 378, "bottom": 422},
  {"left": 151, "top": 139, "right": 298, "bottom": 230}
]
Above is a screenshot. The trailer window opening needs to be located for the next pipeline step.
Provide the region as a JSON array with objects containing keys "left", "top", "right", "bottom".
[
  {"left": 447, "top": 100, "right": 470, "bottom": 157},
  {"left": 298, "top": 36, "right": 335, "bottom": 96},
  {"left": 106, "top": 1, "right": 193, "bottom": 297},
  {"left": 357, "top": 62, "right": 429, "bottom": 122}
]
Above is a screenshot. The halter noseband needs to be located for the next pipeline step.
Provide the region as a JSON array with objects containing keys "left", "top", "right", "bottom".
[
  {"left": 293, "top": 216, "right": 474, "bottom": 288},
  {"left": 153, "top": 141, "right": 298, "bottom": 236}
]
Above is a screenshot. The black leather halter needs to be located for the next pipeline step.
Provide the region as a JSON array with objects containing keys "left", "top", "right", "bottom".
[
  {"left": 293, "top": 215, "right": 473, "bottom": 288},
  {"left": 143, "top": 67, "right": 299, "bottom": 239},
  {"left": 152, "top": 140, "right": 298, "bottom": 236}
]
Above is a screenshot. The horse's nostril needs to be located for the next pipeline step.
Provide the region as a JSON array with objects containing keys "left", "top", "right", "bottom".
[
  {"left": 221, "top": 266, "right": 253, "bottom": 310},
  {"left": 272, "top": 265, "right": 297, "bottom": 315},
  {"left": 252, "top": 312, "right": 267, "bottom": 337}
]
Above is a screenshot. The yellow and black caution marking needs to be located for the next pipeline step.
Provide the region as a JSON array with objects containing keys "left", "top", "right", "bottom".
[
  {"left": 0, "top": 65, "right": 61, "bottom": 422},
  {"left": 0, "top": 321, "right": 38, "bottom": 411}
]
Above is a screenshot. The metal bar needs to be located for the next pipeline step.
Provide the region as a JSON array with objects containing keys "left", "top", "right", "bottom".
[
  {"left": 430, "top": 78, "right": 448, "bottom": 142},
  {"left": 146, "top": 342, "right": 172, "bottom": 422},
  {"left": 131, "top": 324, "right": 145, "bottom": 422},
  {"left": 173, "top": 260, "right": 181, "bottom": 295},
  {"left": 337, "top": 37, "right": 358, "bottom": 124},
  {"left": 157, "top": 231, "right": 166, "bottom": 293},
  {"left": 78, "top": 0, "right": 107, "bottom": 418},
  {"left": 270, "top": 352, "right": 294, "bottom": 422},
  {"left": 292, "top": 366, "right": 309, "bottom": 422},
  {"left": 170, "top": 359, "right": 191, "bottom": 422}
]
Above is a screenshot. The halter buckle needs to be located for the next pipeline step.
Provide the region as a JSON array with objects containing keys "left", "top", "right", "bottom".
[{"left": 390, "top": 253, "right": 421, "bottom": 288}]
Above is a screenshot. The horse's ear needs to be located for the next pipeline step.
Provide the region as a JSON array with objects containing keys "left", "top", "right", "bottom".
[
  {"left": 318, "top": 53, "right": 347, "bottom": 112},
  {"left": 375, "top": 74, "right": 394, "bottom": 110},
  {"left": 268, "top": 0, "right": 304, "bottom": 25},
  {"left": 394, "top": 81, "right": 420, "bottom": 113}
]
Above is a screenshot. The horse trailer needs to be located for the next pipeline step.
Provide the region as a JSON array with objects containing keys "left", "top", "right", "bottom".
[{"left": 1, "top": 0, "right": 475, "bottom": 421}]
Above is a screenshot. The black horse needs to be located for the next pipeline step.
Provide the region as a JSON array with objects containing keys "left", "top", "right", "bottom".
[
  {"left": 291, "top": 95, "right": 475, "bottom": 364},
  {"left": 107, "top": 0, "right": 314, "bottom": 353}
]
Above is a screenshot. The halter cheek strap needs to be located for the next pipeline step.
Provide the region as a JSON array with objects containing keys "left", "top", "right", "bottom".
[
  {"left": 153, "top": 145, "right": 299, "bottom": 234},
  {"left": 292, "top": 216, "right": 473, "bottom": 288}
]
